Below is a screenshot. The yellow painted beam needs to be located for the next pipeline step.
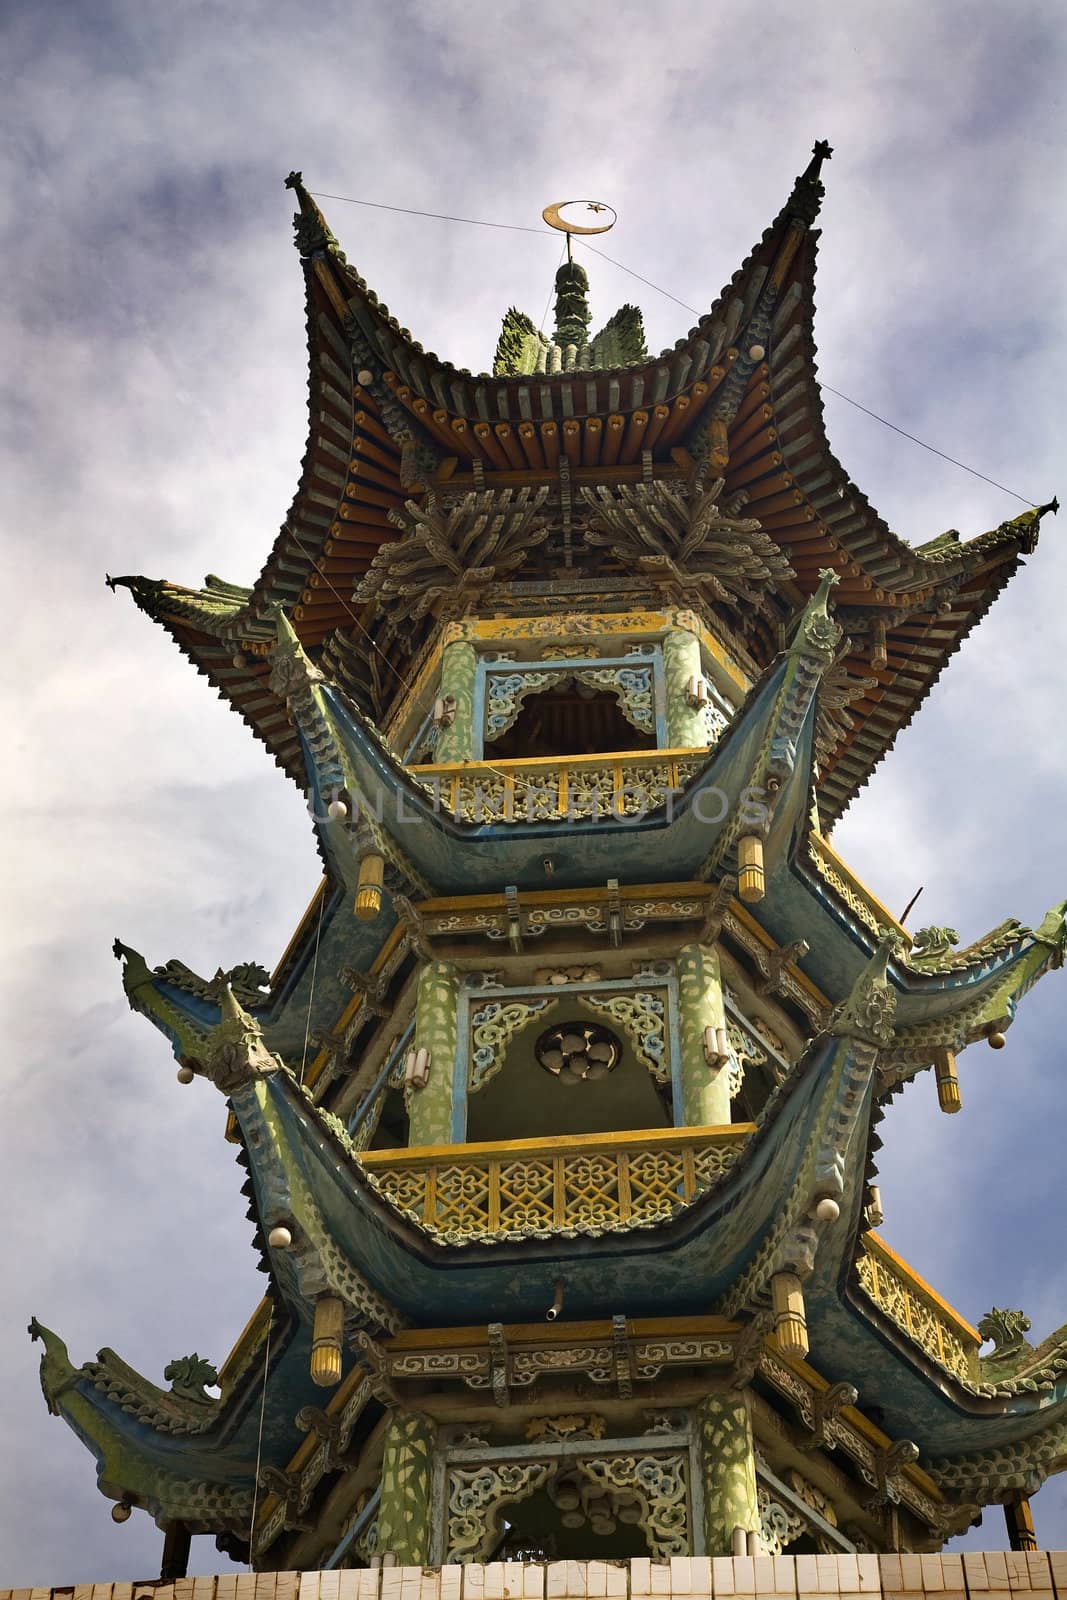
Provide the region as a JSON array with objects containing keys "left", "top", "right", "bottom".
[
  {"left": 386, "top": 1312, "right": 743, "bottom": 1351},
  {"left": 358, "top": 1121, "right": 755, "bottom": 1170}
]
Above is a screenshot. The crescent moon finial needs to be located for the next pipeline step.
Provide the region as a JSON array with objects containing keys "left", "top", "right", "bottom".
[{"left": 542, "top": 201, "right": 618, "bottom": 237}]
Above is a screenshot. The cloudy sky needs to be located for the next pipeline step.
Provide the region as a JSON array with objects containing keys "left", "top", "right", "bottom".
[{"left": 3, "top": 0, "right": 1066, "bottom": 1582}]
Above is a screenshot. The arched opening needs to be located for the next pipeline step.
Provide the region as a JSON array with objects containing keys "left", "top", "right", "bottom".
[
  {"left": 465, "top": 1003, "right": 672, "bottom": 1144},
  {"left": 495, "top": 1482, "right": 652, "bottom": 1561},
  {"left": 485, "top": 682, "right": 655, "bottom": 761}
]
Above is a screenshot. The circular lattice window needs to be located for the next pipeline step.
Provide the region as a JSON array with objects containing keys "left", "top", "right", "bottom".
[{"left": 535, "top": 1020, "right": 621, "bottom": 1085}]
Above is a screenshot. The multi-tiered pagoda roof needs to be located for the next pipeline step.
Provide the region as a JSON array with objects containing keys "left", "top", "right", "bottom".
[{"left": 37, "top": 146, "right": 1065, "bottom": 1575}]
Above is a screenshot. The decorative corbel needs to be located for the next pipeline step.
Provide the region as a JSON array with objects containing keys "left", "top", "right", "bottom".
[
  {"left": 697, "top": 874, "right": 737, "bottom": 944},
  {"left": 612, "top": 1313, "right": 635, "bottom": 1399},
  {"left": 256, "top": 1466, "right": 315, "bottom": 1534},
  {"left": 798, "top": 1380, "right": 859, "bottom": 1453},
  {"left": 487, "top": 1322, "right": 510, "bottom": 1408},
  {"left": 295, "top": 1404, "right": 345, "bottom": 1471},
  {"left": 730, "top": 1311, "right": 773, "bottom": 1391},
  {"left": 393, "top": 893, "right": 434, "bottom": 962},
  {"left": 754, "top": 938, "right": 811, "bottom": 998},
  {"left": 351, "top": 1330, "right": 400, "bottom": 1407},
  {"left": 607, "top": 877, "right": 623, "bottom": 948},
  {"left": 869, "top": 1438, "right": 921, "bottom": 1510},
  {"left": 311, "top": 1027, "right": 351, "bottom": 1090},
  {"left": 504, "top": 885, "right": 524, "bottom": 954},
  {"left": 342, "top": 967, "right": 392, "bottom": 1019}
]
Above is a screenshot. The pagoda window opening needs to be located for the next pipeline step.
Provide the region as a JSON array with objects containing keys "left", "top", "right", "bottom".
[
  {"left": 464, "top": 1005, "right": 673, "bottom": 1145},
  {"left": 484, "top": 683, "right": 656, "bottom": 761},
  {"left": 491, "top": 1483, "right": 652, "bottom": 1562},
  {"left": 478, "top": 647, "right": 664, "bottom": 761}
]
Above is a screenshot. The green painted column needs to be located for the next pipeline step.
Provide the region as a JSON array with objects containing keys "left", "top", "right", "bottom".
[
  {"left": 663, "top": 627, "right": 707, "bottom": 748},
  {"left": 376, "top": 1409, "right": 436, "bottom": 1563},
  {"left": 697, "top": 1389, "right": 760, "bottom": 1555},
  {"left": 677, "top": 943, "right": 731, "bottom": 1126},
  {"left": 408, "top": 961, "right": 460, "bottom": 1146},
  {"left": 433, "top": 641, "right": 478, "bottom": 764}
]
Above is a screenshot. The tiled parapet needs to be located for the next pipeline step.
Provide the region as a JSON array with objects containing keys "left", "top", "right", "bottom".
[{"left": 4, "top": 1554, "right": 1067, "bottom": 1600}]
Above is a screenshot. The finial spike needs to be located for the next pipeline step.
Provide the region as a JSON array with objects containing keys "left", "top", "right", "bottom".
[
  {"left": 270, "top": 599, "right": 300, "bottom": 648},
  {"left": 787, "top": 143, "right": 833, "bottom": 224}
]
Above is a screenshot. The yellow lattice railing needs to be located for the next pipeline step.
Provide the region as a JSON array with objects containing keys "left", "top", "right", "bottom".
[
  {"left": 407, "top": 749, "right": 707, "bottom": 824},
  {"left": 855, "top": 1233, "right": 981, "bottom": 1384},
  {"left": 359, "top": 1125, "right": 754, "bottom": 1243}
]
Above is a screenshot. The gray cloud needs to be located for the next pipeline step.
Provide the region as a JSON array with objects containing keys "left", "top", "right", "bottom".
[{"left": 3, "top": 0, "right": 1065, "bottom": 1579}]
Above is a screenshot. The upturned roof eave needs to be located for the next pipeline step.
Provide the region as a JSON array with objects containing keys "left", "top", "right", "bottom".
[{"left": 105, "top": 156, "right": 1055, "bottom": 826}]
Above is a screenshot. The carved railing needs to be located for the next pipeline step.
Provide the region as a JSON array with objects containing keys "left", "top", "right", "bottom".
[
  {"left": 359, "top": 1124, "right": 754, "bottom": 1244},
  {"left": 855, "top": 1233, "right": 981, "bottom": 1384},
  {"left": 407, "top": 748, "right": 707, "bottom": 824}
]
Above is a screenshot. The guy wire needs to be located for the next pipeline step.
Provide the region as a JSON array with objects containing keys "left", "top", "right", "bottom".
[{"left": 247, "top": 1304, "right": 275, "bottom": 1569}]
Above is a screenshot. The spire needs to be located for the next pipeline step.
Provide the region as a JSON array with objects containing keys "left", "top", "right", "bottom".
[
  {"left": 1014, "top": 496, "right": 1059, "bottom": 555},
  {"left": 284, "top": 169, "right": 347, "bottom": 264},
  {"left": 788, "top": 568, "right": 842, "bottom": 660},
  {"left": 553, "top": 259, "right": 592, "bottom": 351},
  {"left": 105, "top": 573, "right": 166, "bottom": 616},
  {"left": 785, "top": 138, "right": 833, "bottom": 226},
  {"left": 201, "top": 983, "right": 282, "bottom": 1095},
  {"left": 268, "top": 601, "right": 326, "bottom": 702},
  {"left": 830, "top": 929, "right": 903, "bottom": 1045}
]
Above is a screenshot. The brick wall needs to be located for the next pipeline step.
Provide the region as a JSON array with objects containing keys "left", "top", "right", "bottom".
[{"left": 5, "top": 1554, "right": 1067, "bottom": 1600}]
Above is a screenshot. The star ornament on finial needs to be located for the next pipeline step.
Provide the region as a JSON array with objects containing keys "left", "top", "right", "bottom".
[
  {"left": 812, "top": 140, "right": 834, "bottom": 162},
  {"left": 542, "top": 200, "right": 618, "bottom": 237},
  {"left": 284, "top": 170, "right": 304, "bottom": 190}
]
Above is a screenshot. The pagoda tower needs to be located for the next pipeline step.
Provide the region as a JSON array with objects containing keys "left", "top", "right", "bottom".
[{"left": 32, "top": 146, "right": 1067, "bottom": 1579}]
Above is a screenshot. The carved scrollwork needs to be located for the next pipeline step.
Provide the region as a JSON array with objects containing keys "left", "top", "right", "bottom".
[
  {"left": 446, "top": 1459, "right": 554, "bottom": 1562},
  {"left": 758, "top": 1484, "right": 808, "bottom": 1555},
  {"left": 526, "top": 1413, "right": 606, "bottom": 1443},
  {"left": 485, "top": 663, "right": 654, "bottom": 741},
  {"left": 580, "top": 989, "right": 669, "bottom": 1080},
  {"left": 576, "top": 1451, "right": 690, "bottom": 1556},
  {"left": 469, "top": 997, "right": 557, "bottom": 1092}
]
